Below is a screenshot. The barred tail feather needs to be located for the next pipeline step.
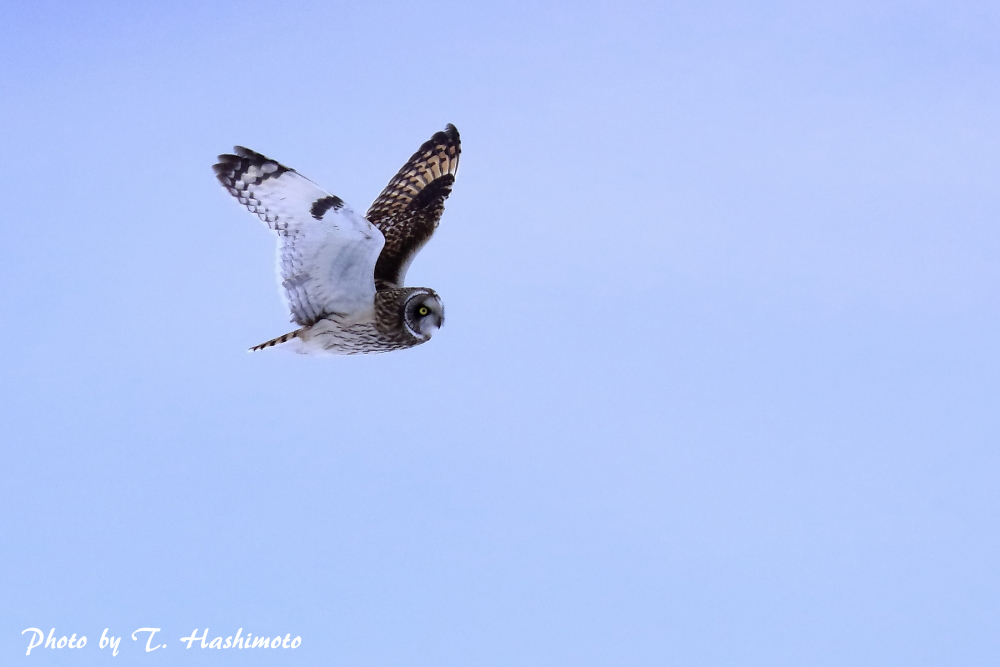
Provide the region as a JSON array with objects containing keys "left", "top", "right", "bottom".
[{"left": 249, "top": 329, "right": 301, "bottom": 352}]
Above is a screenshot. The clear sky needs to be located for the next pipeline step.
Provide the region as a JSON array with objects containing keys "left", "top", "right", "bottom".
[{"left": 2, "top": 1, "right": 999, "bottom": 665}]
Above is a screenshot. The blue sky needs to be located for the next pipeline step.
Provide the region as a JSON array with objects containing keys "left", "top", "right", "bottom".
[{"left": 2, "top": 1, "right": 999, "bottom": 665}]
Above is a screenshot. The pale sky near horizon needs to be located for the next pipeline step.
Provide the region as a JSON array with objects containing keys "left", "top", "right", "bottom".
[{"left": 2, "top": 1, "right": 1000, "bottom": 665}]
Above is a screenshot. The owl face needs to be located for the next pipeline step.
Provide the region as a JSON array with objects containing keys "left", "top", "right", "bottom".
[{"left": 403, "top": 290, "right": 444, "bottom": 340}]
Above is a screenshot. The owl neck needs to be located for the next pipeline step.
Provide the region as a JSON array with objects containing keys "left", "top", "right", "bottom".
[{"left": 374, "top": 288, "right": 424, "bottom": 343}]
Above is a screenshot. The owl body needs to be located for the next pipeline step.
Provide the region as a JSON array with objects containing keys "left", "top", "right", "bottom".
[
  {"left": 213, "top": 125, "right": 460, "bottom": 355},
  {"left": 263, "top": 287, "right": 445, "bottom": 355}
]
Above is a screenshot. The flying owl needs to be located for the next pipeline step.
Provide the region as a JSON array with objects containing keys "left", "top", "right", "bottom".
[{"left": 213, "top": 124, "right": 460, "bottom": 354}]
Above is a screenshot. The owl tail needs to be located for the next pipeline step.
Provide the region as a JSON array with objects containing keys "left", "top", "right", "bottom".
[{"left": 249, "top": 329, "right": 301, "bottom": 352}]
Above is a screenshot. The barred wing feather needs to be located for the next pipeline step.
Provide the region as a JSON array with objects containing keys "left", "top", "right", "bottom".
[
  {"left": 366, "top": 124, "right": 460, "bottom": 289},
  {"left": 214, "top": 146, "right": 385, "bottom": 326}
]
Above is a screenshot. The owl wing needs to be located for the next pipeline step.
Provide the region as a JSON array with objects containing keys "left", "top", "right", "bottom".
[
  {"left": 214, "top": 146, "right": 385, "bottom": 326},
  {"left": 366, "top": 124, "right": 460, "bottom": 289}
]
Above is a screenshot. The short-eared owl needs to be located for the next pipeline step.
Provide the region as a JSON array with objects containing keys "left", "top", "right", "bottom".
[{"left": 213, "top": 125, "right": 460, "bottom": 354}]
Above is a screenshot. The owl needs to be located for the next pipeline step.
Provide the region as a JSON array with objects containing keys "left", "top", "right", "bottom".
[{"left": 213, "top": 125, "right": 460, "bottom": 354}]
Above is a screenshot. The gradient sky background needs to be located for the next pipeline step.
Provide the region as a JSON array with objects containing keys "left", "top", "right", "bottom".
[{"left": 2, "top": 1, "right": 999, "bottom": 665}]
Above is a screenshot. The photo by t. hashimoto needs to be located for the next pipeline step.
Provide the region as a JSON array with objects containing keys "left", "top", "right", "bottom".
[{"left": 1, "top": 1, "right": 999, "bottom": 665}]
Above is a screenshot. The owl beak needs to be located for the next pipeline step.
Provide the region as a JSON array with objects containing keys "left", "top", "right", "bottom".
[{"left": 436, "top": 311, "right": 444, "bottom": 328}]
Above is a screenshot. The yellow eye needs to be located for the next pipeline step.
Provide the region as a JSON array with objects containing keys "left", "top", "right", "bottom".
[{"left": 418, "top": 306, "right": 429, "bottom": 316}]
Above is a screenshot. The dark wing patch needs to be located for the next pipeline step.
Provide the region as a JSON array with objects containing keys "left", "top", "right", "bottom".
[
  {"left": 366, "top": 124, "right": 460, "bottom": 289},
  {"left": 310, "top": 195, "right": 345, "bottom": 220}
]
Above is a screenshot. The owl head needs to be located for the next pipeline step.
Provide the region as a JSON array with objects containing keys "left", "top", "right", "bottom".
[{"left": 403, "top": 289, "right": 445, "bottom": 340}]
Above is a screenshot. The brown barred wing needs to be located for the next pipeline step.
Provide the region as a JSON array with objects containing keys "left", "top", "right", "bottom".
[{"left": 366, "top": 124, "right": 460, "bottom": 289}]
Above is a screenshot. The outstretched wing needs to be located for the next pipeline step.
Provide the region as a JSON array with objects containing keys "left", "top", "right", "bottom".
[
  {"left": 366, "top": 124, "right": 460, "bottom": 289},
  {"left": 214, "top": 146, "right": 385, "bottom": 326}
]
